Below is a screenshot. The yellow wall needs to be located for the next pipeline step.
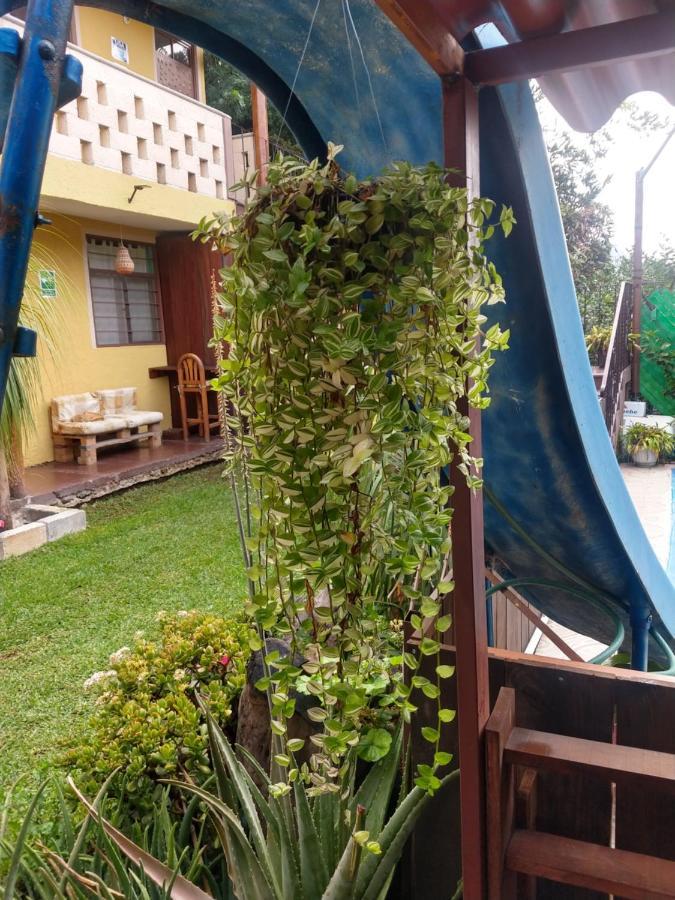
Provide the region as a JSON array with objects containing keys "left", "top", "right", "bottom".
[
  {"left": 74, "top": 7, "right": 207, "bottom": 97},
  {"left": 22, "top": 213, "right": 172, "bottom": 467},
  {"left": 41, "top": 155, "right": 233, "bottom": 230},
  {"left": 75, "top": 8, "right": 156, "bottom": 80}
]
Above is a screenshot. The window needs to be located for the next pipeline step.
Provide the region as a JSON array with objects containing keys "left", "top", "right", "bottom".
[
  {"left": 154, "top": 30, "right": 196, "bottom": 98},
  {"left": 86, "top": 237, "right": 162, "bottom": 346}
]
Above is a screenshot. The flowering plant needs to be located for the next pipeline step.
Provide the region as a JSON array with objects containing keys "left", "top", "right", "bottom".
[{"left": 63, "top": 610, "right": 249, "bottom": 821}]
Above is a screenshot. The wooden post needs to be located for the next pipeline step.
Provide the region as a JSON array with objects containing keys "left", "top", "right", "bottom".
[
  {"left": 250, "top": 83, "right": 269, "bottom": 186},
  {"left": 443, "top": 74, "right": 489, "bottom": 900}
]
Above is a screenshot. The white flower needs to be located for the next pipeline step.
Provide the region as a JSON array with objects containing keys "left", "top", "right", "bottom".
[
  {"left": 109, "top": 646, "right": 130, "bottom": 666},
  {"left": 173, "top": 668, "right": 187, "bottom": 681},
  {"left": 83, "top": 670, "right": 116, "bottom": 690}
]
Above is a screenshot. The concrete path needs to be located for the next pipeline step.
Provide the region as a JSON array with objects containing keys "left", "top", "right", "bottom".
[{"left": 620, "top": 463, "right": 672, "bottom": 569}]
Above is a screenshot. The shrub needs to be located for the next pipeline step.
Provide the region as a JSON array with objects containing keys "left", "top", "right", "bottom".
[
  {"left": 624, "top": 421, "right": 674, "bottom": 460},
  {"left": 63, "top": 610, "right": 250, "bottom": 821}
]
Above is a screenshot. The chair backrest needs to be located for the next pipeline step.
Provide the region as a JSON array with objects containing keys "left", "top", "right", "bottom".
[{"left": 177, "top": 353, "right": 206, "bottom": 391}]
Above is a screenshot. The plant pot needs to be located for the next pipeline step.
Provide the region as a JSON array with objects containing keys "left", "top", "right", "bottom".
[{"left": 632, "top": 447, "right": 658, "bottom": 467}]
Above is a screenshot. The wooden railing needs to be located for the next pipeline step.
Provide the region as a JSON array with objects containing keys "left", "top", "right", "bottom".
[
  {"left": 406, "top": 646, "right": 675, "bottom": 899},
  {"left": 487, "top": 685, "right": 675, "bottom": 899},
  {"left": 598, "top": 281, "right": 633, "bottom": 447}
]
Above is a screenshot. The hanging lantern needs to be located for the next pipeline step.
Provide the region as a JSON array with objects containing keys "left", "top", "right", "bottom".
[{"left": 115, "top": 242, "right": 135, "bottom": 276}]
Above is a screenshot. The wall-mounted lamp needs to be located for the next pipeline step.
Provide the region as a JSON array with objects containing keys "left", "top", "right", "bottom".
[{"left": 128, "top": 184, "right": 152, "bottom": 205}]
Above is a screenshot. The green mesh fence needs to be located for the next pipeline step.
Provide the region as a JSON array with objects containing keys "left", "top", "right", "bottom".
[{"left": 641, "top": 288, "right": 675, "bottom": 416}]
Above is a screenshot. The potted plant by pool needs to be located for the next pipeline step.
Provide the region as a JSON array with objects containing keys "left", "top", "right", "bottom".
[{"left": 624, "top": 421, "right": 674, "bottom": 467}]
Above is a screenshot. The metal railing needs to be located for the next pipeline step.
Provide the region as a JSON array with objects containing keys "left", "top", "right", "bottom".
[{"left": 598, "top": 281, "right": 633, "bottom": 447}]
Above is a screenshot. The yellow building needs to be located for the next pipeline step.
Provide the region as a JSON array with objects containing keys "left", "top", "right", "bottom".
[{"left": 4, "top": 8, "right": 239, "bottom": 467}]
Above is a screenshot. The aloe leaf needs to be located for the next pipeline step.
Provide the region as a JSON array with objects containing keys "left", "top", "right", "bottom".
[
  {"left": 321, "top": 824, "right": 361, "bottom": 900},
  {"left": 314, "top": 792, "right": 338, "bottom": 873},
  {"left": 178, "top": 790, "right": 204, "bottom": 851},
  {"left": 163, "top": 780, "right": 277, "bottom": 900},
  {"left": 232, "top": 755, "right": 285, "bottom": 888},
  {"left": 294, "top": 779, "right": 329, "bottom": 897},
  {"left": 205, "top": 715, "right": 239, "bottom": 811},
  {"left": 235, "top": 746, "right": 300, "bottom": 897},
  {"left": 206, "top": 715, "right": 272, "bottom": 881},
  {"left": 60, "top": 769, "right": 119, "bottom": 892},
  {"left": 357, "top": 770, "right": 460, "bottom": 900},
  {"left": 352, "top": 724, "right": 402, "bottom": 838},
  {"left": 68, "top": 778, "right": 213, "bottom": 900},
  {"left": 3, "top": 780, "right": 46, "bottom": 900}
]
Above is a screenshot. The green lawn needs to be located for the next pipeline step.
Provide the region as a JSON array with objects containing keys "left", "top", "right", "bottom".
[{"left": 0, "top": 465, "right": 246, "bottom": 795}]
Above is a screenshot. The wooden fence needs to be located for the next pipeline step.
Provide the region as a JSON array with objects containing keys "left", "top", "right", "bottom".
[{"left": 405, "top": 646, "right": 675, "bottom": 899}]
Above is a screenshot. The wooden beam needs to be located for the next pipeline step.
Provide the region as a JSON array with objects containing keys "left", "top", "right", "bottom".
[
  {"left": 250, "top": 83, "right": 269, "bottom": 185},
  {"left": 372, "top": 0, "right": 464, "bottom": 76},
  {"left": 465, "top": 10, "right": 675, "bottom": 86},
  {"left": 485, "top": 687, "right": 516, "bottom": 900},
  {"left": 506, "top": 725, "right": 675, "bottom": 790},
  {"left": 443, "top": 74, "right": 488, "bottom": 900},
  {"left": 485, "top": 570, "right": 584, "bottom": 662},
  {"left": 506, "top": 830, "right": 675, "bottom": 900}
]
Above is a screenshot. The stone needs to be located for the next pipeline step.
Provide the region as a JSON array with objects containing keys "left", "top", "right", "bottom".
[
  {"left": 0, "top": 521, "right": 47, "bottom": 559},
  {"left": 44, "top": 508, "right": 86, "bottom": 541}
]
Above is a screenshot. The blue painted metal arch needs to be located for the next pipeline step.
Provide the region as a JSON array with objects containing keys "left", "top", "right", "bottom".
[{"left": 0, "top": 0, "right": 672, "bottom": 656}]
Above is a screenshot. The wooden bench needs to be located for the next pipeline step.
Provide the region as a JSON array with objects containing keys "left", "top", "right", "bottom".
[
  {"left": 487, "top": 686, "right": 675, "bottom": 899},
  {"left": 51, "top": 388, "right": 163, "bottom": 466}
]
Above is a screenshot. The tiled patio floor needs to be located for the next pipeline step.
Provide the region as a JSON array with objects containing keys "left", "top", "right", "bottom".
[
  {"left": 22, "top": 437, "right": 224, "bottom": 505},
  {"left": 620, "top": 463, "right": 672, "bottom": 569}
]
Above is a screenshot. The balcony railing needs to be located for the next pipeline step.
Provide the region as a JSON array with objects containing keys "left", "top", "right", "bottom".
[
  {"left": 4, "top": 16, "right": 233, "bottom": 201},
  {"left": 598, "top": 281, "right": 633, "bottom": 448}
]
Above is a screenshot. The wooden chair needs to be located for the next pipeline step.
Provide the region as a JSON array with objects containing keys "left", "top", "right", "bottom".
[{"left": 176, "top": 353, "right": 219, "bottom": 442}]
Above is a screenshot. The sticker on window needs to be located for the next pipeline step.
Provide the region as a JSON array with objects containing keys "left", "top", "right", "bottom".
[
  {"left": 38, "top": 269, "right": 57, "bottom": 299},
  {"left": 111, "top": 37, "right": 129, "bottom": 64}
]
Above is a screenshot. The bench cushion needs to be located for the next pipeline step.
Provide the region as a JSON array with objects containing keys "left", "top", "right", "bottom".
[
  {"left": 58, "top": 416, "right": 129, "bottom": 436},
  {"left": 123, "top": 410, "right": 163, "bottom": 428},
  {"left": 95, "top": 387, "right": 138, "bottom": 415},
  {"left": 51, "top": 392, "right": 100, "bottom": 433}
]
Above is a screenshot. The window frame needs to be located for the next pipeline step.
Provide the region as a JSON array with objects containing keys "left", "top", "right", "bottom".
[{"left": 85, "top": 235, "right": 165, "bottom": 349}]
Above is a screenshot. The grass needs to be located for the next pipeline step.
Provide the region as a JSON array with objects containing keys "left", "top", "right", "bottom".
[{"left": 0, "top": 465, "right": 246, "bottom": 796}]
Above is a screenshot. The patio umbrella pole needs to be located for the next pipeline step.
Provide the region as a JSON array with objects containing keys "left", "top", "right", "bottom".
[{"left": 0, "top": 0, "right": 76, "bottom": 416}]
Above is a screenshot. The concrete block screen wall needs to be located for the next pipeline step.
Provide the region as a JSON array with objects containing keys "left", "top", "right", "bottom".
[{"left": 50, "top": 40, "right": 229, "bottom": 199}]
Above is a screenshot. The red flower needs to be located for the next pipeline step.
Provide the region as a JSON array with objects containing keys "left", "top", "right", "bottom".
[{"left": 219, "top": 654, "right": 231, "bottom": 668}]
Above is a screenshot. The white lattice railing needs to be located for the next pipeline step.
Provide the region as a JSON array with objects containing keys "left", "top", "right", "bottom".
[{"left": 4, "top": 16, "right": 233, "bottom": 200}]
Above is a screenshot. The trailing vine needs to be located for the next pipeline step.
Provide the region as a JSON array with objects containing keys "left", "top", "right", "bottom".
[{"left": 197, "top": 145, "right": 513, "bottom": 795}]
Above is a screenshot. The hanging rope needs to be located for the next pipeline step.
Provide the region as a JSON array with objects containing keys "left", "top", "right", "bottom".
[
  {"left": 343, "top": 0, "right": 387, "bottom": 151},
  {"left": 341, "top": 0, "right": 360, "bottom": 106},
  {"left": 276, "top": 0, "right": 323, "bottom": 147}
]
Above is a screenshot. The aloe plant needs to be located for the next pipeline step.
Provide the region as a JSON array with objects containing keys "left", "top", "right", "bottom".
[
  {"left": 63, "top": 717, "right": 456, "bottom": 900},
  {"left": 0, "top": 776, "right": 218, "bottom": 899}
]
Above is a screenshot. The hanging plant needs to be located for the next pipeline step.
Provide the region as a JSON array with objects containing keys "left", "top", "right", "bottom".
[{"left": 197, "top": 144, "right": 513, "bottom": 795}]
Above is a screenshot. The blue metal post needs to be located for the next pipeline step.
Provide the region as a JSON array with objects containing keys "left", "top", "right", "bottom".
[
  {"left": 0, "top": 0, "right": 74, "bottom": 414},
  {"left": 631, "top": 608, "right": 652, "bottom": 672}
]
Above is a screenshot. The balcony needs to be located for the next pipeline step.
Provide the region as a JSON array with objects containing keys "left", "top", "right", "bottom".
[{"left": 4, "top": 16, "right": 234, "bottom": 203}]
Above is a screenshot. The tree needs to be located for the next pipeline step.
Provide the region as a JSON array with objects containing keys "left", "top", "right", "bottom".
[
  {"left": 545, "top": 129, "right": 619, "bottom": 332},
  {"left": 203, "top": 52, "right": 302, "bottom": 157}
]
